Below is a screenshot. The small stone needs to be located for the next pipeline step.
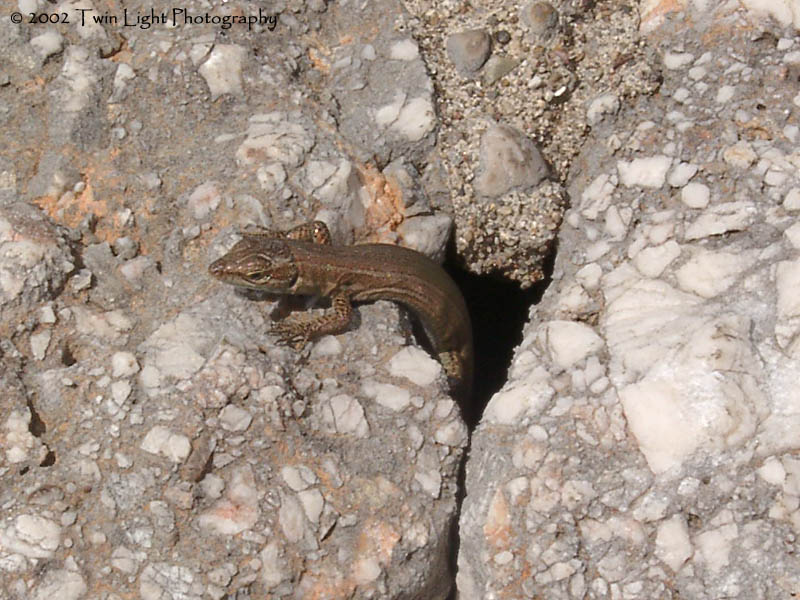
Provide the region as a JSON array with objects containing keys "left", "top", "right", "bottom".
[
  {"left": 681, "top": 182, "right": 710, "bottom": 208},
  {"left": 111, "top": 351, "right": 139, "bottom": 377},
  {"left": 389, "top": 39, "right": 419, "bottom": 61},
  {"left": 667, "top": 162, "right": 698, "bottom": 187},
  {"left": 482, "top": 55, "right": 520, "bottom": 85},
  {"left": 474, "top": 124, "right": 549, "bottom": 197},
  {"left": 716, "top": 85, "right": 736, "bottom": 103},
  {"left": 70, "top": 269, "right": 93, "bottom": 292},
  {"left": 187, "top": 182, "right": 221, "bottom": 220},
  {"left": 722, "top": 140, "right": 757, "bottom": 169},
  {"left": 30, "top": 330, "right": 51, "bottom": 360},
  {"left": 219, "top": 405, "right": 252, "bottom": 432},
  {"left": 663, "top": 51, "right": 694, "bottom": 69},
  {"left": 39, "top": 305, "right": 57, "bottom": 324},
  {"left": 140, "top": 426, "right": 191, "bottom": 463},
  {"left": 386, "top": 346, "right": 441, "bottom": 387},
  {"left": 586, "top": 93, "right": 620, "bottom": 125},
  {"left": 784, "top": 188, "right": 800, "bottom": 210},
  {"left": 112, "top": 237, "right": 138, "bottom": 260},
  {"left": 30, "top": 30, "right": 64, "bottom": 59},
  {"left": 199, "top": 44, "right": 246, "bottom": 100},
  {"left": 362, "top": 381, "right": 412, "bottom": 412},
  {"left": 520, "top": 1, "right": 559, "bottom": 39},
  {"left": 617, "top": 156, "right": 671, "bottom": 188},
  {"left": 446, "top": 29, "right": 492, "bottom": 74},
  {"left": 494, "top": 30, "right": 511, "bottom": 45}
]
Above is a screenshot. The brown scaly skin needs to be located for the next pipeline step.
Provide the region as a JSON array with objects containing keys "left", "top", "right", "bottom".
[{"left": 208, "top": 221, "right": 473, "bottom": 400}]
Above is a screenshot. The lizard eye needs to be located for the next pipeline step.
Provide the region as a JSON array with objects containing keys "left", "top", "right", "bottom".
[{"left": 245, "top": 270, "right": 271, "bottom": 284}]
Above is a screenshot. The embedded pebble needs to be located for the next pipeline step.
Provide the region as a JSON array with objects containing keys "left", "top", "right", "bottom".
[
  {"left": 520, "top": 1, "right": 559, "bottom": 39},
  {"left": 320, "top": 395, "right": 369, "bottom": 437},
  {"left": 219, "top": 405, "right": 252, "bottom": 432},
  {"left": 494, "top": 30, "right": 511, "bottom": 45},
  {"left": 112, "top": 236, "right": 138, "bottom": 260},
  {"left": 187, "top": 182, "right": 221, "bottom": 220},
  {"left": 362, "top": 381, "right": 413, "bottom": 412},
  {"left": 30, "top": 330, "right": 51, "bottom": 360},
  {"left": 716, "top": 85, "right": 736, "bottom": 103},
  {"left": 617, "top": 156, "right": 672, "bottom": 188},
  {"left": 673, "top": 88, "right": 690, "bottom": 103},
  {"left": 722, "top": 140, "right": 757, "bottom": 168},
  {"left": 681, "top": 182, "right": 710, "bottom": 208},
  {"left": 482, "top": 56, "right": 519, "bottom": 85},
  {"left": 474, "top": 124, "right": 549, "bottom": 197},
  {"left": 586, "top": 93, "right": 620, "bottom": 125},
  {"left": 111, "top": 380, "right": 131, "bottom": 405},
  {"left": 140, "top": 426, "right": 191, "bottom": 463},
  {"left": 298, "top": 489, "right": 324, "bottom": 523},
  {"left": 386, "top": 346, "right": 441, "bottom": 387},
  {"left": 784, "top": 188, "right": 800, "bottom": 210},
  {"left": 39, "top": 304, "right": 57, "bottom": 324},
  {"left": 1, "top": 514, "right": 62, "bottom": 558},
  {"left": 663, "top": 51, "right": 694, "bottom": 69},
  {"left": 783, "top": 223, "right": 800, "bottom": 249},
  {"left": 198, "top": 44, "right": 247, "bottom": 100},
  {"left": 667, "top": 162, "right": 698, "bottom": 187},
  {"left": 537, "top": 321, "right": 603, "bottom": 369},
  {"left": 446, "top": 30, "right": 492, "bottom": 74},
  {"left": 684, "top": 201, "right": 755, "bottom": 240},
  {"left": 198, "top": 466, "right": 259, "bottom": 535},
  {"left": 30, "top": 30, "right": 64, "bottom": 59},
  {"left": 375, "top": 93, "right": 436, "bottom": 141},
  {"left": 675, "top": 250, "right": 748, "bottom": 298},
  {"left": 111, "top": 63, "right": 136, "bottom": 101},
  {"left": 655, "top": 516, "right": 692, "bottom": 572},
  {"left": 633, "top": 241, "right": 681, "bottom": 278},
  {"left": 281, "top": 465, "right": 318, "bottom": 491}
]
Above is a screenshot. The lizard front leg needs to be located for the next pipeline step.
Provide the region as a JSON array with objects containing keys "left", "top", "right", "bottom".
[{"left": 270, "top": 290, "right": 353, "bottom": 348}]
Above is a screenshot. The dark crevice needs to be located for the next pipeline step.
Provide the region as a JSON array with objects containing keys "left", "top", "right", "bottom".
[
  {"left": 61, "top": 343, "right": 77, "bottom": 367},
  {"left": 445, "top": 242, "right": 556, "bottom": 430},
  {"left": 26, "top": 400, "right": 47, "bottom": 437},
  {"left": 40, "top": 450, "right": 56, "bottom": 467},
  {"left": 443, "top": 241, "right": 558, "bottom": 599}
]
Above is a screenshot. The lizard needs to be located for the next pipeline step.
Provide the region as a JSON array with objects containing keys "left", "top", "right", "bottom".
[{"left": 208, "top": 221, "right": 474, "bottom": 400}]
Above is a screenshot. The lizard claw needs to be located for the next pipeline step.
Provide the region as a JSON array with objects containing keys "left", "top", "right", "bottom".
[{"left": 270, "top": 321, "right": 310, "bottom": 349}]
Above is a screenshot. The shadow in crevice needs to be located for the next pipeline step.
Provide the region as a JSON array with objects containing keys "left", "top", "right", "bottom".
[
  {"left": 446, "top": 244, "right": 556, "bottom": 430},
  {"left": 442, "top": 241, "right": 557, "bottom": 600}
]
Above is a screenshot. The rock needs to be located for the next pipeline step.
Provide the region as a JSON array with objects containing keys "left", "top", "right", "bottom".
[
  {"left": 473, "top": 124, "right": 549, "bottom": 197},
  {"left": 482, "top": 55, "right": 519, "bottom": 85},
  {"left": 446, "top": 29, "right": 492, "bottom": 74},
  {"left": 520, "top": 1, "right": 559, "bottom": 41}
]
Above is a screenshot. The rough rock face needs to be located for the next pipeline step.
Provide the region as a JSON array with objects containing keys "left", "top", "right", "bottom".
[
  {"left": 5, "top": 0, "right": 800, "bottom": 597},
  {"left": 457, "top": 2, "right": 800, "bottom": 599},
  {"left": 2, "top": 1, "right": 472, "bottom": 598}
]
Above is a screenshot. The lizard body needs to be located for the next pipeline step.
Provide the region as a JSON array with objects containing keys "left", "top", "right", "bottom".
[{"left": 208, "top": 222, "right": 473, "bottom": 399}]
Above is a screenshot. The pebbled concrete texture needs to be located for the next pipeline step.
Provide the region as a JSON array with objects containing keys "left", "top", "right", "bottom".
[
  {"left": 457, "top": 2, "right": 800, "bottom": 599},
  {"left": 5, "top": 0, "right": 800, "bottom": 598},
  {"left": 2, "top": 1, "right": 472, "bottom": 598}
]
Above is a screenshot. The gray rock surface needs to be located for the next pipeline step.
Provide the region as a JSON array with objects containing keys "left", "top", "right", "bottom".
[
  {"left": 1, "top": 1, "right": 470, "bottom": 598},
  {"left": 6, "top": 0, "right": 800, "bottom": 598},
  {"left": 457, "top": 2, "right": 800, "bottom": 598}
]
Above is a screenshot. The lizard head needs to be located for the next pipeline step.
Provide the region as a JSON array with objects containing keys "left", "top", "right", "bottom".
[{"left": 208, "top": 235, "right": 298, "bottom": 292}]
